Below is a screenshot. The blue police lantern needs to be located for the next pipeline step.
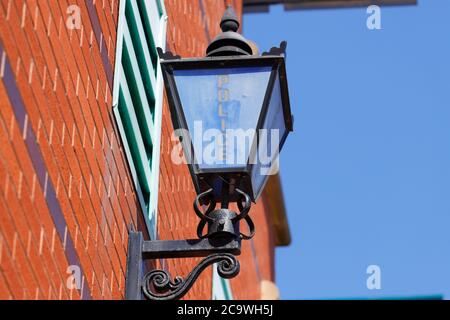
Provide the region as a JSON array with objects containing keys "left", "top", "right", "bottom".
[{"left": 158, "top": 7, "right": 293, "bottom": 202}]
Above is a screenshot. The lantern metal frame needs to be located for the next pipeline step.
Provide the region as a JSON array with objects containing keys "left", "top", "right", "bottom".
[
  {"left": 158, "top": 44, "right": 293, "bottom": 202},
  {"left": 124, "top": 6, "right": 293, "bottom": 301}
]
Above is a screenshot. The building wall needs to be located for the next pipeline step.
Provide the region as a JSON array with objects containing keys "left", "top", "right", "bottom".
[
  {"left": 0, "top": 0, "right": 130, "bottom": 299},
  {"left": 0, "top": 0, "right": 277, "bottom": 300}
]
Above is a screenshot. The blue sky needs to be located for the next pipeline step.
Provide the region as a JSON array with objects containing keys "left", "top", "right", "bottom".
[{"left": 244, "top": 1, "right": 450, "bottom": 299}]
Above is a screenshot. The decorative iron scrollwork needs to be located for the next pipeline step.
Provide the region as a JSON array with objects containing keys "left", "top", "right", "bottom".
[
  {"left": 234, "top": 188, "right": 255, "bottom": 240},
  {"left": 194, "top": 189, "right": 216, "bottom": 239},
  {"left": 262, "top": 41, "right": 287, "bottom": 57},
  {"left": 193, "top": 188, "right": 255, "bottom": 240},
  {"left": 142, "top": 253, "right": 239, "bottom": 300},
  {"left": 125, "top": 188, "right": 253, "bottom": 300},
  {"left": 157, "top": 47, "right": 181, "bottom": 61}
]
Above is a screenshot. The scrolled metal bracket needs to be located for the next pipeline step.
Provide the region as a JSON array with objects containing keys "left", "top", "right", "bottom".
[
  {"left": 142, "top": 253, "right": 239, "bottom": 300},
  {"left": 125, "top": 189, "right": 254, "bottom": 300}
]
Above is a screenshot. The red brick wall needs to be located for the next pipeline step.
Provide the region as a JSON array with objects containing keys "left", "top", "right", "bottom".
[
  {"left": 0, "top": 0, "right": 276, "bottom": 300},
  {"left": 0, "top": 0, "right": 131, "bottom": 300}
]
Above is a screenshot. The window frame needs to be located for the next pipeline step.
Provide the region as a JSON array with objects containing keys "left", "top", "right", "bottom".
[{"left": 112, "top": 0, "right": 167, "bottom": 239}]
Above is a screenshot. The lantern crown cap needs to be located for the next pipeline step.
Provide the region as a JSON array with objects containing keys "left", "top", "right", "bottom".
[{"left": 206, "top": 6, "right": 253, "bottom": 57}]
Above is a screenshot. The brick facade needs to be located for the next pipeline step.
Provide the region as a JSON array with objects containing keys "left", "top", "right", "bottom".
[{"left": 0, "top": 0, "right": 279, "bottom": 300}]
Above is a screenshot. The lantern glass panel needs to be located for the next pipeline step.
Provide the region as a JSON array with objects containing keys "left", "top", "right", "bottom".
[
  {"left": 173, "top": 66, "right": 272, "bottom": 171},
  {"left": 251, "top": 75, "right": 287, "bottom": 200}
]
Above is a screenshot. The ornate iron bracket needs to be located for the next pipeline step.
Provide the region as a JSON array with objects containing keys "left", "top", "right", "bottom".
[{"left": 125, "top": 188, "right": 254, "bottom": 300}]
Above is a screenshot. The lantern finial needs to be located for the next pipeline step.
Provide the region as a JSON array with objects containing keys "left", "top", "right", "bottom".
[
  {"left": 220, "top": 5, "right": 239, "bottom": 32},
  {"left": 206, "top": 6, "right": 253, "bottom": 57}
]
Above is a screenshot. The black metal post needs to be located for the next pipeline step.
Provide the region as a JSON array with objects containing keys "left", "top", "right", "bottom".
[{"left": 125, "top": 230, "right": 144, "bottom": 300}]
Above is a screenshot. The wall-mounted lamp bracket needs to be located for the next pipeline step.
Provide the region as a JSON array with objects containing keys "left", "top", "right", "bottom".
[{"left": 125, "top": 188, "right": 254, "bottom": 300}]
